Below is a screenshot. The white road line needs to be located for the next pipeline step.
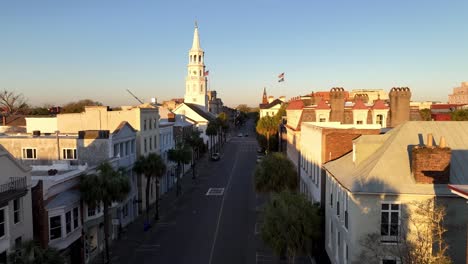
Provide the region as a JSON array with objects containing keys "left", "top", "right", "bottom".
[{"left": 208, "top": 149, "right": 239, "bottom": 264}]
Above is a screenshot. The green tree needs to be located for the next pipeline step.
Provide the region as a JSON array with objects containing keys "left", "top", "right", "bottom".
[
  {"left": 133, "top": 153, "right": 167, "bottom": 221},
  {"left": 61, "top": 99, "right": 102, "bottom": 113},
  {"left": 451, "top": 109, "right": 468, "bottom": 121},
  {"left": 420, "top": 108, "right": 432, "bottom": 121},
  {"left": 184, "top": 130, "right": 204, "bottom": 179},
  {"left": 8, "top": 240, "right": 65, "bottom": 264},
  {"left": 206, "top": 121, "right": 218, "bottom": 155},
  {"left": 236, "top": 104, "right": 251, "bottom": 113},
  {"left": 80, "top": 163, "right": 130, "bottom": 264},
  {"left": 217, "top": 112, "right": 230, "bottom": 143},
  {"left": 256, "top": 115, "right": 280, "bottom": 152},
  {"left": 254, "top": 152, "right": 297, "bottom": 193},
  {"left": 275, "top": 102, "right": 288, "bottom": 120},
  {"left": 261, "top": 191, "right": 321, "bottom": 263},
  {"left": 168, "top": 143, "right": 192, "bottom": 196}
]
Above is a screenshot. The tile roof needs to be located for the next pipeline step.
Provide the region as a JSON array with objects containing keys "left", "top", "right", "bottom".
[
  {"left": 324, "top": 121, "right": 468, "bottom": 195},
  {"left": 372, "top": 99, "right": 389, "bottom": 109},
  {"left": 287, "top": 100, "right": 304, "bottom": 110},
  {"left": 352, "top": 99, "right": 368, "bottom": 110},
  {"left": 316, "top": 99, "right": 331, "bottom": 110}
]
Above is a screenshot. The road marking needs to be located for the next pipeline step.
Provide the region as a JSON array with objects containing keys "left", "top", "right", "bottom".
[
  {"left": 208, "top": 149, "right": 239, "bottom": 264},
  {"left": 206, "top": 188, "right": 225, "bottom": 196}
]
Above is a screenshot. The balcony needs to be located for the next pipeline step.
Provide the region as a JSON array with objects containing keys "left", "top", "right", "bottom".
[{"left": 0, "top": 177, "right": 28, "bottom": 205}]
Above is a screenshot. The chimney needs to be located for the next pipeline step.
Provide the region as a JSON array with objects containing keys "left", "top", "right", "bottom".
[
  {"left": 411, "top": 134, "right": 451, "bottom": 184},
  {"left": 168, "top": 112, "right": 176, "bottom": 122},
  {"left": 268, "top": 96, "right": 274, "bottom": 104},
  {"left": 329, "top": 87, "right": 345, "bottom": 123}
]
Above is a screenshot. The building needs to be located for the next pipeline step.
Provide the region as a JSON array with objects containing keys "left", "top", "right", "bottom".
[
  {"left": 0, "top": 124, "right": 138, "bottom": 264},
  {"left": 25, "top": 104, "right": 159, "bottom": 214},
  {"left": 323, "top": 122, "right": 468, "bottom": 264},
  {"left": 0, "top": 145, "right": 33, "bottom": 263},
  {"left": 448, "top": 81, "right": 468, "bottom": 104},
  {"left": 173, "top": 23, "right": 218, "bottom": 150},
  {"left": 349, "top": 89, "right": 388, "bottom": 102},
  {"left": 298, "top": 122, "right": 381, "bottom": 205},
  {"left": 259, "top": 88, "right": 285, "bottom": 118},
  {"left": 207, "top": 91, "right": 224, "bottom": 115},
  {"left": 158, "top": 107, "right": 176, "bottom": 193}
]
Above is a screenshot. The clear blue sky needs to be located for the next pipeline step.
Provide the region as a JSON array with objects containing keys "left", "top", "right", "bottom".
[{"left": 1, "top": 0, "right": 467, "bottom": 108}]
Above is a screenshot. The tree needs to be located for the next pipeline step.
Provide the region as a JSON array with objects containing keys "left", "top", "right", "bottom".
[
  {"left": 254, "top": 152, "right": 297, "bottom": 193},
  {"left": 206, "top": 121, "right": 218, "bottom": 155},
  {"left": 256, "top": 115, "right": 280, "bottom": 152},
  {"left": 80, "top": 162, "right": 130, "bottom": 264},
  {"left": 167, "top": 143, "right": 192, "bottom": 196},
  {"left": 217, "top": 112, "right": 230, "bottom": 143},
  {"left": 8, "top": 240, "right": 65, "bottom": 264},
  {"left": 133, "top": 153, "right": 167, "bottom": 221},
  {"left": 358, "top": 199, "right": 451, "bottom": 264},
  {"left": 0, "top": 90, "right": 29, "bottom": 125},
  {"left": 184, "top": 130, "right": 204, "bottom": 179},
  {"left": 451, "top": 109, "right": 468, "bottom": 121},
  {"left": 236, "top": 104, "right": 251, "bottom": 113},
  {"left": 261, "top": 191, "right": 321, "bottom": 263},
  {"left": 61, "top": 99, "right": 102, "bottom": 113},
  {"left": 419, "top": 108, "right": 432, "bottom": 121}
]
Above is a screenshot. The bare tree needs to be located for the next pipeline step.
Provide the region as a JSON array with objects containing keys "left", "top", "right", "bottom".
[
  {"left": 357, "top": 199, "right": 451, "bottom": 264},
  {"left": 0, "top": 89, "right": 29, "bottom": 125}
]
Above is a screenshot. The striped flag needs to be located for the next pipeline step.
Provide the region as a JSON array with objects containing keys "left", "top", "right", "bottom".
[{"left": 278, "top": 72, "right": 285, "bottom": 82}]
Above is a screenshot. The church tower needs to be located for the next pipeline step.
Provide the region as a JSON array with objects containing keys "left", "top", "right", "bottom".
[
  {"left": 184, "top": 22, "right": 208, "bottom": 111},
  {"left": 262, "top": 87, "right": 268, "bottom": 104}
]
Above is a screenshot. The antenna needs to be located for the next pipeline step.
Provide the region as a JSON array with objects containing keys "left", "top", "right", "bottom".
[{"left": 126, "top": 89, "right": 144, "bottom": 104}]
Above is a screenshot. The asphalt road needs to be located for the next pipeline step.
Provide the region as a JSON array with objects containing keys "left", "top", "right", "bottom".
[{"left": 132, "top": 120, "right": 259, "bottom": 264}]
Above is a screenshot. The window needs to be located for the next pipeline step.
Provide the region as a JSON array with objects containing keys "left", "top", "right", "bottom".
[
  {"left": 376, "top": 114, "right": 383, "bottom": 126},
  {"left": 330, "top": 183, "right": 334, "bottom": 207},
  {"left": 344, "top": 194, "right": 349, "bottom": 229},
  {"left": 381, "top": 203, "right": 400, "bottom": 242},
  {"left": 114, "top": 144, "right": 119, "bottom": 157},
  {"left": 73, "top": 207, "right": 79, "bottom": 229},
  {"left": 357, "top": 120, "right": 363, "bottom": 124},
  {"left": 13, "top": 198, "right": 21, "bottom": 224},
  {"left": 144, "top": 139, "right": 147, "bottom": 152},
  {"left": 88, "top": 207, "right": 95, "bottom": 217},
  {"left": 382, "top": 258, "right": 398, "bottom": 264},
  {"left": 149, "top": 137, "right": 153, "bottom": 150},
  {"left": 344, "top": 241, "right": 348, "bottom": 264},
  {"left": 144, "top": 120, "right": 147, "bottom": 130},
  {"left": 62, "top": 148, "right": 77, "bottom": 160},
  {"left": 49, "top": 216, "right": 62, "bottom": 240},
  {"left": 120, "top": 143, "right": 124, "bottom": 157},
  {"left": 125, "top": 141, "right": 129, "bottom": 156},
  {"left": 0, "top": 209, "right": 5, "bottom": 238},
  {"left": 154, "top": 119, "right": 157, "bottom": 129},
  {"left": 22, "top": 148, "right": 37, "bottom": 159},
  {"left": 65, "top": 211, "right": 72, "bottom": 234},
  {"left": 0, "top": 251, "right": 6, "bottom": 264},
  {"left": 122, "top": 203, "right": 128, "bottom": 217},
  {"left": 154, "top": 136, "right": 157, "bottom": 149}
]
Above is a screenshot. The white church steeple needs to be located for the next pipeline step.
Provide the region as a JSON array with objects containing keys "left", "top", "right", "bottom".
[{"left": 184, "top": 22, "right": 208, "bottom": 110}]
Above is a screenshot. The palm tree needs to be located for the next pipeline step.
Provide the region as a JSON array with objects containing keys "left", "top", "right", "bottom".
[
  {"left": 256, "top": 115, "right": 279, "bottom": 153},
  {"left": 133, "top": 153, "right": 167, "bottom": 221},
  {"left": 8, "top": 240, "right": 65, "bottom": 264},
  {"left": 185, "top": 130, "right": 204, "bottom": 179},
  {"left": 254, "top": 152, "right": 297, "bottom": 193},
  {"left": 167, "top": 142, "right": 192, "bottom": 196},
  {"left": 206, "top": 121, "right": 218, "bottom": 155},
  {"left": 217, "top": 112, "right": 230, "bottom": 143},
  {"left": 80, "top": 162, "right": 130, "bottom": 264}
]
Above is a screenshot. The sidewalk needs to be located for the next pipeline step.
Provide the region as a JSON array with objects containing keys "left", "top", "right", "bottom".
[{"left": 92, "top": 154, "right": 211, "bottom": 264}]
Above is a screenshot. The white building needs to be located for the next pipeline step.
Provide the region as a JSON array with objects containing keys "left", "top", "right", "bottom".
[
  {"left": 158, "top": 106, "right": 176, "bottom": 194},
  {"left": 323, "top": 122, "right": 468, "bottom": 264},
  {"left": 0, "top": 145, "right": 33, "bottom": 263}
]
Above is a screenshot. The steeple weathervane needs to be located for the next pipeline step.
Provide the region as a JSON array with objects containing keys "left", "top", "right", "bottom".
[{"left": 195, "top": 20, "right": 198, "bottom": 28}]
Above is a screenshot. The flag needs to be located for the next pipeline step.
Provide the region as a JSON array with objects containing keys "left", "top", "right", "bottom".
[
  {"left": 278, "top": 77, "right": 284, "bottom": 82},
  {"left": 204, "top": 70, "right": 209, "bottom": 76},
  {"left": 278, "top": 72, "right": 284, "bottom": 79}
]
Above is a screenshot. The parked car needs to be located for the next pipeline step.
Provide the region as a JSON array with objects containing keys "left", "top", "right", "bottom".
[
  {"left": 238, "top": 133, "right": 243, "bottom": 137},
  {"left": 211, "top": 153, "right": 220, "bottom": 161},
  {"left": 256, "top": 155, "right": 264, "bottom": 163},
  {"left": 244, "top": 133, "right": 249, "bottom": 137}
]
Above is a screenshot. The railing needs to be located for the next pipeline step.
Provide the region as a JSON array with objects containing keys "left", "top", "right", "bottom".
[{"left": 0, "top": 177, "right": 27, "bottom": 194}]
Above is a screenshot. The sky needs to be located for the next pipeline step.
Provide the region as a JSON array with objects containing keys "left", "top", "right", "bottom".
[{"left": 1, "top": 0, "right": 468, "bottom": 108}]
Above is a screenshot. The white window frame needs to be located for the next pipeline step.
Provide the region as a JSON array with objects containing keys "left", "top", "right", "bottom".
[
  {"left": 49, "top": 215, "right": 62, "bottom": 241},
  {"left": 22, "top": 148, "right": 37, "bottom": 160},
  {"left": 13, "top": 198, "right": 21, "bottom": 224},
  {"left": 0, "top": 208, "right": 7, "bottom": 239},
  {"left": 380, "top": 202, "right": 401, "bottom": 243},
  {"left": 62, "top": 148, "right": 77, "bottom": 160}
]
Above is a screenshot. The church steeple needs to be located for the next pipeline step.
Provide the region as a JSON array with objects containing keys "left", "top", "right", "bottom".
[
  {"left": 184, "top": 22, "right": 208, "bottom": 110},
  {"left": 262, "top": 87, "right": 268, "bottom": 104},
  {"left": 191, "top": 21, "right": 202, "bottom": 51}
]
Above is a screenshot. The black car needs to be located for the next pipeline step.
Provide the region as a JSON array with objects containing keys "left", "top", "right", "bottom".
[
  {"left": 244, "top": 133, "right": 249, "bottom": 137},
  {"left": 211, "top": 153, "right": 220, "bottom": 161}
]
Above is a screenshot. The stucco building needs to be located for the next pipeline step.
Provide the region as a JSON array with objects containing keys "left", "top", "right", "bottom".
[
  {"left": 0, "top": 145, "right": 33, "bottom": 263},
  {"left": 448, "top": 81, "right": 468, "bottom": 104},
  {"left": 323, "top": 122, "right": 468, "bottom": 264},
  {"left": 259, "top": 88, "right": 285, "bottom": 118}
]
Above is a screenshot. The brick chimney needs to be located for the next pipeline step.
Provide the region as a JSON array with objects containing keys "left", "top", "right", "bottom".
[
  {"left": 411, "top": 135, "right": 451, "bottom": 184},
  {"left": 168, "top": 112, "right": 176, "bottom": 122},
  {"left": 329, "top": 87, "right": 346, "bottom": 123}
]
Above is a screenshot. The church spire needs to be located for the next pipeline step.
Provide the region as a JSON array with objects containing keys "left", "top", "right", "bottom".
[
  {"left": 262, "top": 87, "right": 268, "bottom": 104},
  {"left": 191, "top": 21, "right": 202, "bottom": 51}
]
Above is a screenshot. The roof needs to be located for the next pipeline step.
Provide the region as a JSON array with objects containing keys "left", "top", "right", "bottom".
[
  {"left": 46, "top": 189, "right": 80, "bottom": 209},
  {"left": 316, "top": 99, "right": 331, "bottom": 110},
  {"left": 323, "top": 121, "right": 468, "bottom": 195},
  {"left": 260, "top": 99, "right": 283, "bottom": 109},
  {"left": 112, "top": 121, "right": 136, "bottom": 134},
  {"left": 352, "top": 100, "right": 368, "bottom": 110},
  {"left": 372, "top": 99, "right": 389, "bottom": 110},
  {"left": 184, "top": 103, "right": 215, "bottom": 122},
  {"left": 287, "top": 100, "right": 304, "bottom": 110},
  {"left": 448, "top": 185, "right": 468, "bottom": 199}
]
